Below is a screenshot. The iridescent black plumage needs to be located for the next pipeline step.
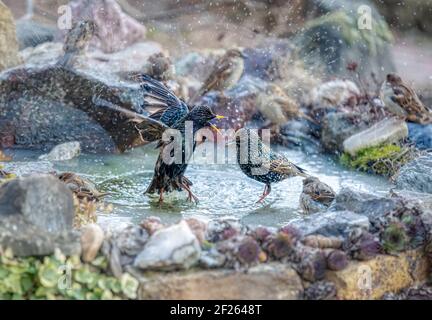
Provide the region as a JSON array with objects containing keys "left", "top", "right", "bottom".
[
  {"left": 144, "top": 105, "right": 218, "bottom": 202},
  {"left": 134, "top": 76, "right": 221, "bottom": 203},
  {"left": 234, "top": 128, "right": 307, "bottom": 202},
  {"left": 136, "top": 74, "right": 189, "bottom": 127}
]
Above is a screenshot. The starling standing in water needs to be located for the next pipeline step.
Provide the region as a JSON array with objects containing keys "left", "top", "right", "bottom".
[
  {"left": 299, "top": 176, "right": 336, "bottom": 214},
  {"left": 380, "top": 73, "right": 432, "bottom": 124},
  {"left": 190, "top": 48, "right": 246, "bottom": 103},
  {"left": 101, "top": 75, "right": 224, "bottom": 204},
  {"left": 233, "top": 128, "right": 308, "bottom": 203}
]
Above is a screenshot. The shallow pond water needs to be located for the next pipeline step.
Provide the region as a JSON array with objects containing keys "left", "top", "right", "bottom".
[{"left": 9, "top": 143, "right": 391, "bottom": 228}]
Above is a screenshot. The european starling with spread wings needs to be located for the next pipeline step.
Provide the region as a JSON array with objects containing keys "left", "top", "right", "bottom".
[
  {"left": 233, "top": 128, "right": 307, "bottom": 203},
  {"left": 103, "top": 76, "right": 224, "bottom": 204}
]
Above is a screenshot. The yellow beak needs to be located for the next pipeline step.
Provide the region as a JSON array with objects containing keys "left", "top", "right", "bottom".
[
  {"left": 215, "top": 115, "right": 225, "bottom": 120},
  {"left": 210, "top": 124, "right": 222, "bottom": 135}
]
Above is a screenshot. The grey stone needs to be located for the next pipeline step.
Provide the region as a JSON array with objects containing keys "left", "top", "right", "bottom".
[
  {"left": 320, "top": 112, "right": 371, "bottom": 153},
  {"left": 408, "top": 123, "right": 432, "bottom": 150},
  {"left": 0, "top": 174, "right": 79, "bottom": 256},
  {"left": 134, "top": 221, "right": 201, "bottom": 271},
  {"left": 287, "top": 210, "right": 370, "bottom": 237},
  {"left": 396, "top": 154, "right": 432, "bottom": 194},
  {"left": 16, "top": 19, "right": 55, "bottom": 50},
  {"left": 296, "top": 0, "right": 395, "bottom": 81},
  {"left": 0, "top": 161, "right": 54, "bottom": 176},
  {"left": 39, "top": 141, "right": 81, "bottom": 161},
  {"left": 135, "top": 262, "right": 303, "bottom": 300},
  {"left": 343, "top": 118, "right": 408, "bottom": 156},
  {"left": 330, "top": 187, "right": 398, "bottom": 221}
]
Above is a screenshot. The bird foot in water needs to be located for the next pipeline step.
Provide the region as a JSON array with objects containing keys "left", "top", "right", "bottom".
[
  {"left": 256, "top": 185, "right": 271, "bottom": 204},
  {"left": 181, "top": 183, "right": 199, "bottom": 204}
]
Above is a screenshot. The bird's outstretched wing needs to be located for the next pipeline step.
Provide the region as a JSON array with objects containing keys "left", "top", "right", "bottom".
[
  {"left": 92, "top": 96, "right": 169, "bottom": 143},
  {"left": 135, "top": 74, "right": 189, "bottom": 127}
]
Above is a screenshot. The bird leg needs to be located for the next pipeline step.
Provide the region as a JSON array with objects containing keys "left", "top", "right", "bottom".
[
  {"left": 158, "top": 188, "right": 165, "bottom": 206},
  {"left": 181, "top": 182, "right": 199, "bottom": 204},
  {"left": 256, "top": 184, "right": 271, "bottom": 203}
]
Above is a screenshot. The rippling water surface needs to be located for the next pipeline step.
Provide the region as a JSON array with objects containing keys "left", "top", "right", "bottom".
[{"left": 10, "top": 143, "right": 391, "bottom": 227}]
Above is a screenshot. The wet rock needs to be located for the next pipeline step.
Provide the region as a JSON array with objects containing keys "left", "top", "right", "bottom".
[
  {"left": 343, "top": 118, "right": 408, "bottom": 156},
  {"left": 408, "top": 123, "right": 432, "bottom": 150},
  {"left": 16, "top": 19, "right": 55, "bottom": 50},
  {"left": 114, "top": 224, "right": 149, "bottom": 257},
  {"left": 200, "top": 75, "right": 265, "bottom": 130},
  {"left": 199, "top": 248, "right": 226, "bottom": 269},
  {"left": 68, "top": 0, "right": 146, "bottom": 53},
  {"left": 87, "top": 41, "right": 164, "bottom": 75},
  {"left": 0, "top": 161, "right": 54, "bottom": 177},
  {"left": 287, "top": 210, "right": 370, "bottom": 237},
  {"left": 320, "top": 112, "right": 371, "bottom": 153},
  {"left": 395, "top": 153, "right": 432, "bottom": 194},
  {"left": 0, "top": 65, "right": 147, "bottom": 152},
  {"left": 242, "top": 40, "right": 293, "bottom": 81},
  {"left": 20, "top": 42, "right": 63, "bottom": 67},
  {"left": 296, "top": 0, "right": 395, "bottom": 80},
  {"left": 390, "top": 189, "right": 432, "bottom": 214},
  {"left": 330, "top": 187, "right": 398, "bottom": 222},
  {"left": 137, "top": 263, "right": 303, "bottom": 300},
  {"left": 80, "top": 223, "right": 104, "bottom": 262},
  {"left": 0, "top": 174, "right": 79, "bottom": 256},
  {"left": 134, "top": 221, "right": 201, "bottom": 271},
  {"left": 279, "top": 118, "right": 321, "bottom": 153},
  {"left": 39, "top": 141, "right": 81, "bottom": 161},
  {"left": 0, "top": 2, "right": 22, "bottom": 71}
]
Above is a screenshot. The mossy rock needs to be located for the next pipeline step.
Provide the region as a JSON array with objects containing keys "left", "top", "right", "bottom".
[
  {"left": 296, "top": 0, "right": 396, "bottom": 81},
  {"left": 340, "top": 144, "right": 416, "bottom": 177}
]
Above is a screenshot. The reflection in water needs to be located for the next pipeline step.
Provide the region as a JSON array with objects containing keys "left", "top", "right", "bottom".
[{"left": 11, "top": 142, "right": 391, "bottom": 228}]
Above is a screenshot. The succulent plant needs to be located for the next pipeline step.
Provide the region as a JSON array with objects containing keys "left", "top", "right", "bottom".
[
  {"left": 324, "top": 249, "right": 348, "bottom": 271},
  {"left": 266, "top": 232, "right": 296, "bottom": 260},
  {"left": 296, "top": 249, "right": 327, "bottom": 282},
  {"left": 236, "top": 237, "right": 261, "bottom": 265},
  {"left": 381, "top": 222, "right": 409, "bottom": 253},
  {"left": 345, "top": 228, "right": 381, "bottom": 261},
  {"left": 0, "top": 247, "right": 139, "bottom": 300}
]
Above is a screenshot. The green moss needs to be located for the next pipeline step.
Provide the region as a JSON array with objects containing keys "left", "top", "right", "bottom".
[
  {"left": 0, "top": 248, "right": 139, "bottom": 300},
  {"left": 304, "top": 10, "right": 394, "bottom": 55},
  {"left": 340, "top": 144, "right": 413, "bottom": 177}
]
